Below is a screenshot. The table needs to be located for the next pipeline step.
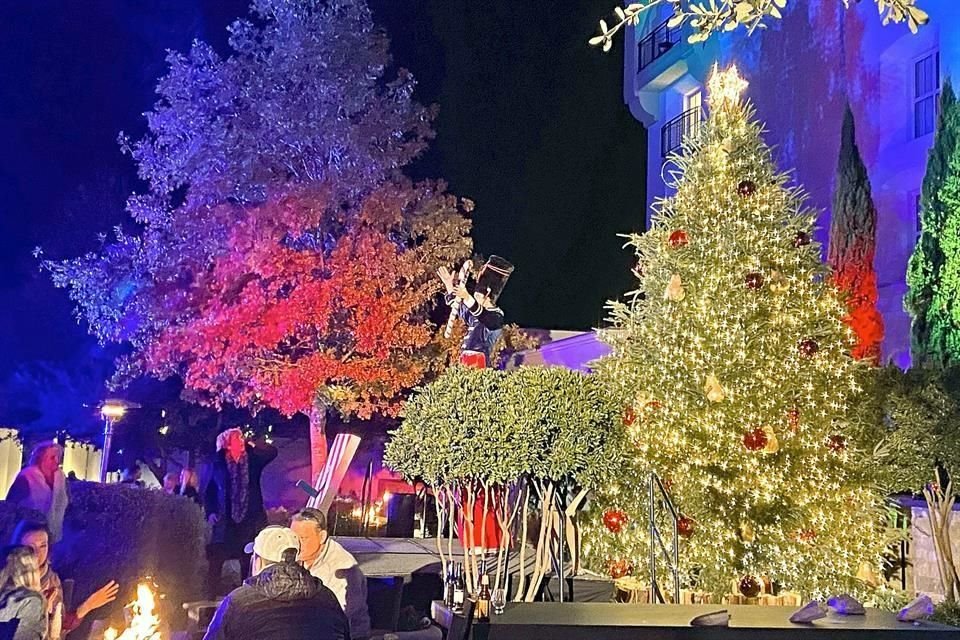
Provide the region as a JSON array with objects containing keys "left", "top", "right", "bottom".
[{"left": 431, "top": 601, "right": 960, "bottom": 640}]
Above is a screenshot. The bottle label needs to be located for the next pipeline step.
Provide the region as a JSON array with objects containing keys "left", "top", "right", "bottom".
[{"left": 453, "top": 589, "right": 465, "bottom": 606}]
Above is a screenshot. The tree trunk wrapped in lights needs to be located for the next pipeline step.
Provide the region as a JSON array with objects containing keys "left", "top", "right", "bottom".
[
  {"left": 828, "top": 105, "right": 883, "bottom": 363},
  {"left": 384, "top": 366, "right": 624, "bottom": 601},
  {"left": 582, "top": 66, "right": 888, "bottom": 599}
]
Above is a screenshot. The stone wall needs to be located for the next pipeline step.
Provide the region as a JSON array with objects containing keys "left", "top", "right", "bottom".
[{"left": 910, "top": 505, "right": 960, "bottom": 599}]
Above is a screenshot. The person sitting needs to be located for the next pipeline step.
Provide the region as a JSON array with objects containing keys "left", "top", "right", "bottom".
[
  {"left": 119, "top": 464, "right": 143, "bottom": 487},
  {"left": 203, "top": 526, "right": 349, "bottom": 640},
  {"left": 5, "top": 442, "right": 69, "bottom": 543},
  {"left": 11, "top": 521, "right": 118, "bottom": 639},
  {"left": 0, "top": 545, "right": 46, "bottom": 640},
  {"left": 291, "top": 508, "right": 370, "bottom": 639}
]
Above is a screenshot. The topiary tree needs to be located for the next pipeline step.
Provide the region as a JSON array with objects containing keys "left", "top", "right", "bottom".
[{"left": 385, "top": 365, "right": 623, "bottom": 600}]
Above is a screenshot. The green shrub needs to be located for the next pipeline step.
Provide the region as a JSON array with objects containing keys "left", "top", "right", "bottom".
[
  {"left": 54, "top": 482, "right": 207, "bottom": 627},
  {"left": 0, "top": 502, "right": 46, "bottom": 543},
  {"left": 933, "top": 600, "right": 960, "bottom": 627}
]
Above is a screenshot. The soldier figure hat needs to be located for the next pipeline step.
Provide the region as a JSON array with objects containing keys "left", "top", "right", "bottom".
[{"left": 473, "top": 255, "right": 514, "bottom": 304}]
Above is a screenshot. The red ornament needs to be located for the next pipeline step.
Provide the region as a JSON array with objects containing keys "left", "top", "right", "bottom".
[
  {"left": 608, "top": 558, "right": 632, "bottom": 579},
  {"left": 645, "top": 400, "right": 663, "bottom": 412},
  {"left": 745, "top": 272, "right": 764, "bottom": 290},
  {"left": 603, "top": 509, "right": 629, "bottom": 534},
  {"left": 798, "top": 338, "right": 819, "bottom": 358},
  {"left": 798, "top": 528, "right": 817, "bottom": 543},
  {"left": 787, "top": 408, "right": 800, "bottom": 432},
  {"left": 827, "top": 434, "right": 846, "bottom": 453},
  {"left": 662, "top": 477, "right": 674, "bottom": 492},
  {"left": 677, "top": 515, "right": 695, "bottom": 539},
  {"left": 737, "top": 180, "right": 758, "bottom": 197},
  {"left": 793, "top": 231, "right": 811, "bottom": 247},
  {"left": 739, "top": 575, "right": 761, "bottom": 598},
  {"left": 743, "top": 427, "right": 769, "bottom": 452},
  {"left": 622, "top": 406, "right": 637, "bottom": 426},
  {"left": 668, "top": 229, "right": 689, "bottom": 248}
]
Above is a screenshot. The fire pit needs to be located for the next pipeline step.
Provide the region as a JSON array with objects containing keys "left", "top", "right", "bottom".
[{"left": 102, "top": 583, "right": 161, "bottom": 640}]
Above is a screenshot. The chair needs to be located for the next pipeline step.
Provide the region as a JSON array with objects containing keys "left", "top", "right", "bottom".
[{"left": 446, "top": 599, "right": 474, "bottom": 640}]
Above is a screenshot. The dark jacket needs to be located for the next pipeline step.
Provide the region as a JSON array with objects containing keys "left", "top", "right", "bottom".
[
  {"left": 0, "top": 587, "right": 46, "bottom": 640},
  {"left": 445, "top": 293, "right": 504, "bottom": 366},
  {"left": 205, "top": 442, "right": 277, "bottom": 545},
  {"left": 202, "top": 560, "right": 350, "bottom": 640}
]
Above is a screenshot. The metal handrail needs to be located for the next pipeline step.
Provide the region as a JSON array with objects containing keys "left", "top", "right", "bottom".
[
  {"left": 638, "top": 17, "right": 682, "bottom": 71},
  {"left": 661, "top": 106, "right": 703, "bottom": 158},
  {"left": 648, "top": 472, "right": 681, "bottom": 604}
]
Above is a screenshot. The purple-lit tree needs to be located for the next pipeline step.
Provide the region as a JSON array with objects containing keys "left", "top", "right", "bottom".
[{"left": 40, "top": 0, "right": 473, "bottom": 481}]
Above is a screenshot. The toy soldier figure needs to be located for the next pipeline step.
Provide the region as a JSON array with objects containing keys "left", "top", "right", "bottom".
[{"left": 438, "top": 256, "right": 514, "bottom": 369}]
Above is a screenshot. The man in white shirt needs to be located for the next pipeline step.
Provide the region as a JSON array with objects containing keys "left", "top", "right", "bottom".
[{"left": 291, "top": 508, "right": 371, "bottom": 639}]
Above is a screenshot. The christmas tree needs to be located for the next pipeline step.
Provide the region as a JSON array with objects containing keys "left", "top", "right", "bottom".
[{"left": 583, "top": 66, "right": 888, "bottom": 598}]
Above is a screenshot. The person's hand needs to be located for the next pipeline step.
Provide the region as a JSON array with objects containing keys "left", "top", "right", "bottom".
[
  {"left": 437, "top": 266, "right": 455, "bottom": 293},
  {"left": 208, "top": 513, "right": 220, "bottom": 525},
  {"left": 454, "top": 283, "right": 472, "bottom": 302},
  {"left": 77, "top": 581, "right": 119, "bottom": 619}
]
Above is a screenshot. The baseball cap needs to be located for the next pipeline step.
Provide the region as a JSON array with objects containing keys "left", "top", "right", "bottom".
[{"left": 243, "top": 526, "right": 301, "bottom": 563}]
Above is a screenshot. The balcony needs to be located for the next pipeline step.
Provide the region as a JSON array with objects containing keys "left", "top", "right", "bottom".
[
  {"left": 660, "top": 106, "right": 703, "bottom": 157},
  {"left": 638, "top": 17, "right": 682, "bottom": 71}
]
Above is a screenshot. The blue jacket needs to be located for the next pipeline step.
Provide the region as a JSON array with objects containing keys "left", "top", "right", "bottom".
[{"left": 446, "top": 294, "right": 504, "bottom": 366}]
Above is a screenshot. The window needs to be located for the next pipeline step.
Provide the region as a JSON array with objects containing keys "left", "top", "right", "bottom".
[
  {"left": 914, "top": 51, "right": 940, "bottom": 138},
  {"left": 685, "top": 89, "right": 703, "bottom": 138}
]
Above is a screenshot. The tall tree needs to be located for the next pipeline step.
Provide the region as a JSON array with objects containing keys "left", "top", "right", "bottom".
[
  {"left": 907, "top": 81, "right": 960, "bottom": 366},
  {"left": 41, "top": 0, "right": 472, "bottom": 480},
  {"left": 926, "top": 150, "right": 960, "bottom": 365},
  {"left": 828, "top": 106, "right": 883, "bottom": 363},
  {"left": 583, "top": 68, "right": 887, "bottom": 596}
]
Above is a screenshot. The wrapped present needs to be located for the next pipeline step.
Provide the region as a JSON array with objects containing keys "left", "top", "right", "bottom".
[{"left": 614, "top": 577, "right": 649, "bottom": 603}]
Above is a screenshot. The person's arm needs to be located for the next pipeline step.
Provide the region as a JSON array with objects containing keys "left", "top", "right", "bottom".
[
  {"left": 5, "top": 474, "right": 29, "bottom": 503},
  {"left": 65, "top": 580, "right": 119, "bottom": 631},
  {"left": 248, "top": 439, "right": 278, "bottom": 466},
  {"left": 343, "top": 566, "right": 370, "bottom": 639},
  {"left": 201, "top": 596, "right": 232, "bottom": 640}
]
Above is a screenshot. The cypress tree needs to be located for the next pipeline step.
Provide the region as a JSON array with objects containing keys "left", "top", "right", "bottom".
[
  {"left": 828, "top": 105, "right": 883, "bottom": 362},
  {"left": 906, "top": 80, "right": 960, "bottom": 365}
]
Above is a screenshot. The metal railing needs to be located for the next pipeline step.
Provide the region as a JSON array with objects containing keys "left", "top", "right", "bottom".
[
  {"left": 661, "top": 106, "right": 703, "bottom": 158},
  {"left": 638, "top": 17, "right": 682, "bottom": 71},
  {"left": 649, "top": 472, "right": 681, "bottom": 604}
]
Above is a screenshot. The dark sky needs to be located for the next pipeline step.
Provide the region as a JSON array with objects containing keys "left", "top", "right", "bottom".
[{"left": 0, "top": 1, "right": 646, "bottom": 418}]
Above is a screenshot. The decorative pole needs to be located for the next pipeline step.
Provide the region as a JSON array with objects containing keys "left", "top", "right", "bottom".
[{"left": 98, "top": 399, "right": 139, "bottom": 483}]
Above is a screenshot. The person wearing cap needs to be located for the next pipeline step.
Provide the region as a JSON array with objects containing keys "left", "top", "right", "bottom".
[
  {"left": 203, "top": 526, "right": 349, "bottom": 640},
  {"left": 438, "top": 255, "right": 514, "bottom": 369},
  {"left": 291, "top": 508, "right": 370, "bottom": 639}
]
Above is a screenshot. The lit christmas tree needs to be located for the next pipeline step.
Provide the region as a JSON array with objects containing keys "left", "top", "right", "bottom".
[{"left": 583, "top": 66, "right": 888, "bottom": 598}]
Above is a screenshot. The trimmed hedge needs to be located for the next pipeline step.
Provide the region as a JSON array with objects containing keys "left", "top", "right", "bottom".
[{"left": 2, "top": 482, "right": 207, "bottom": 629}]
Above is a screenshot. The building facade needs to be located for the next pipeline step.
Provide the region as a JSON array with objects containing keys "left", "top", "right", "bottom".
[{"left": 623, "top": 0, "right": 957, "bottom": 366}]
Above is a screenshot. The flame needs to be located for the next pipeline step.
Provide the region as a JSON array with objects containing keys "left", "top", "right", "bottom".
[{"left": 103, "top": 583, "right": 161, "bottom": 640}]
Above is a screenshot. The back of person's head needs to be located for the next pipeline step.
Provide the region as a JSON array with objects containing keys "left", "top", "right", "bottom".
[
  {"left": 28, "top": 441, "right": 62, "bottom": 467},
  {"left": 291, "top": 507, "right": 328, "bottom": 533},
  {"left": 10, "top": 521, "right": 49, "bottom": 547},
  {"left": 0, "top": 545, "right": 40, "bottom": 593}
]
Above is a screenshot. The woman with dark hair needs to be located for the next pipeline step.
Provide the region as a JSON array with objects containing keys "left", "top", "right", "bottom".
[
  {"left": 11, "top": 521, "right": 118, "bottom": 639},
  {"left": 6, "top": 442, "right": 69, "bottom": 542},
  {"left": 0, "top": 545, "right": 46, "bottom": 640}
]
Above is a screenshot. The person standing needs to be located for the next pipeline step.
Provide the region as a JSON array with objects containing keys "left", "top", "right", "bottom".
[
  {"left": 290, "top": 508, "right": 370, "bottom": 639},
  {"left": 202, "top": 526, "right": 349, "bottom": 640},
  {"left": 5, "top": 442, "right": 69, "bottom": 543},
  {"left": 205, "top": 429, "right": 277, "bottom": 597}
]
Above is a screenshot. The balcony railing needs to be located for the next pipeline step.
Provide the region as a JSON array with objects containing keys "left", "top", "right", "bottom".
[
  {"left": 638, "top": 17, "right": 681, "bottom": 71},
  {"left": 661, "top": 106, "right": 703, "bottom": 158}
]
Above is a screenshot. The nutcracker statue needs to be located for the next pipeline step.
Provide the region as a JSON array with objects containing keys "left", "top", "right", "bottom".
[{"left": 438, "top": 255, "right": 514, "bottom": 369}]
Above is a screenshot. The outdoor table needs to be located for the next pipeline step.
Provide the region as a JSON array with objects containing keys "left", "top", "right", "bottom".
[{"left": 431, "top": 601, "right": 960, "bottom": 640}]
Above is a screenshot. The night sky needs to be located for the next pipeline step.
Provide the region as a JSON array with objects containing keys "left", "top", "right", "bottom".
[{"left": 0, "top": 1, "right": 646, "bottom": 432}]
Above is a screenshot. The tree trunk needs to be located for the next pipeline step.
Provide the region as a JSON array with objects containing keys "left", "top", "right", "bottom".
[{"left": 309, "top": 405, "right": 328, "bottom": 484}]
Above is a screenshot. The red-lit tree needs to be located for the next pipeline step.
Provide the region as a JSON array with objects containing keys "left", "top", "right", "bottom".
[
  {"left": 47, "top": 180, "right": 471, "bottom": 477},
  {"left": 828, "top": 105, "right": 884, "bottom": 362}
]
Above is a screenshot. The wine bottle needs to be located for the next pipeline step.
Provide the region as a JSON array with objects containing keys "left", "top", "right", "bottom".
[
  {"left": 443, "top": 563, "right": 456, "bottom": 608},
  {"left": 476, "top": 572, "right": 491, "bottom": 621},
  {"left": 452, "top": 563, "right": 466, "bottom": 611}
]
